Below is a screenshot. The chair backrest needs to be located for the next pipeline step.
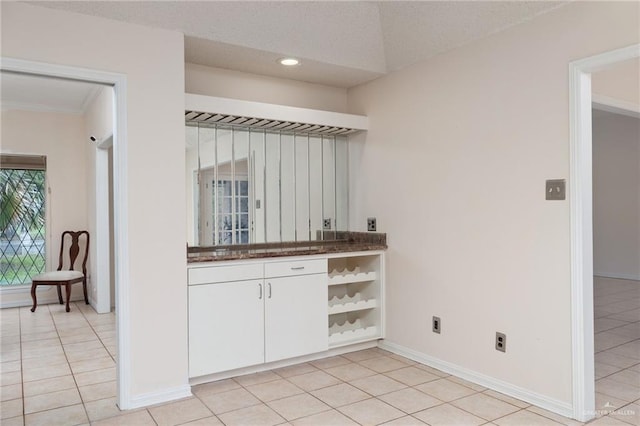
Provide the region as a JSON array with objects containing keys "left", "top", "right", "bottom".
[{"left": 57, "top": 231, "right": 90, "bottom": 275}]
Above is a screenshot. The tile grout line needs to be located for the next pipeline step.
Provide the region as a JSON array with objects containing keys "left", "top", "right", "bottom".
[
  {"left": 57, "top": 302, "right": 92, "bottom": 421},
  {"left": 74, "top": 302, "right": 122, "bottom": 425},
  {"left": 24, "top": 302, "right": 90, "bottom": 422}
]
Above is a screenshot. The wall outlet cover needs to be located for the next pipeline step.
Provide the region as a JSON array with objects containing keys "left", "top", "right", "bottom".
[
  {"left": 323, "top": 218, "right": 332, "bottom": 230},
  {"left": 367, "top": 217, "right": 377, "bottom": 232},
  {"left": 432, "top": 316, "right": 441, "bottom": 334},
  {"left": 495, "top": 332, "right": 506, "bottom": 352}
]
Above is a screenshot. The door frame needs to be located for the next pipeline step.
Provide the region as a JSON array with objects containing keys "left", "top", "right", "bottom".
[
  {"left": 568, "top": 43, "right": 639, "bottom": 421},
  {"left": 0, "top": 57, "right": 132, "bottom": 410},
  {"left": 96, "top": 135, "right": 113, "bottom": 313}
]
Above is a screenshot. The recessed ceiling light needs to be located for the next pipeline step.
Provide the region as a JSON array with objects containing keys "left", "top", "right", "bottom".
[{"left": 278, "top": 58, "right": 300, "bottom": 66}]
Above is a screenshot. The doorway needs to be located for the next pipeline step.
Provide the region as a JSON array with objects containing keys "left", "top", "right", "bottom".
[
  {"left": 0, "top": 57, "right": 130, "bottom": 409},
  {"left": 569, "top": 44, "right": 640, "bottom": 421},
  {"left": 591, "top": 61, "right": 640, "bottom": 418}
]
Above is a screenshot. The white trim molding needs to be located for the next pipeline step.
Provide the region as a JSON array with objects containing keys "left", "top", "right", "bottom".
[
  {"left": 592, "top": 94, "right": 640, "bottom": 119},
  {"left": 127, "top": 385, "right": 192, "bottom": 410},
  {"left": 0, "top": 57, "right": 132, "bottom": 411},
  {"left": 568, "top": 43, "right": 640, "bottom": 422},
  {"left": 1, "top": 287, "right": 85, "bottom": 309},
  {"left": 379, "top": 341, "right": 573, "bottom": 418}
]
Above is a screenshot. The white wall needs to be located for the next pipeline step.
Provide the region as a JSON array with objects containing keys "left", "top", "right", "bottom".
[
  {"left": 1, "top": 109, "right": 88, "bottom": 307},
  {"left": 84, "top": 86, "right": 114, "bottom": 311},
  {"left": 593, "top": 111, "right": 640, "bottom": 281},
  {"left": 186, "top": 63, "right": 348, "bottom": 113},
  {"left": 347, "top": 0, "right": 639, "bottom": 409},
  {"left": 1, "top": 2, "right": 188, "bottom": 404}
]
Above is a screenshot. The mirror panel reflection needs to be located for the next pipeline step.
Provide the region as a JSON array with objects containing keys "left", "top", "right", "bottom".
[{"left": 186, "top": 122, "right": 349, "bottom": 246}]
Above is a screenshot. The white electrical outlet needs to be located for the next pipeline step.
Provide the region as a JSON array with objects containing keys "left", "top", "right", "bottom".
[{"left": 495, "top": 332, "right": 506, "bottom": 352}]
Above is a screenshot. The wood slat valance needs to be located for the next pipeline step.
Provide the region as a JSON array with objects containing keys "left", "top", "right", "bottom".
[{"left": 0, "top": 154, "right": 47, "bottom": 170}]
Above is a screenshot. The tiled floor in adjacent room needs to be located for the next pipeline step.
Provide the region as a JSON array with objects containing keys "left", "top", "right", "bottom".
[
  {"left": 1, "top": 278, "right": 638, "bottom": 425},
  {"left": 592, "top": 277, "right": 640, "bottom": 425}
]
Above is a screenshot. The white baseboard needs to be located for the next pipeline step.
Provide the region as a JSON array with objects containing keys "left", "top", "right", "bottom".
[
  {"left": 378, "top": 341, "right": 574, "bottom": 419},
  {"left": 594, "top": 272, "right": 640, "bottom": 282},
  {"left": 1, "top": 294, "right": 86, "bottom": 309},
  {"left": 127, "top": 385, "right": 192, "bottom": 410}
]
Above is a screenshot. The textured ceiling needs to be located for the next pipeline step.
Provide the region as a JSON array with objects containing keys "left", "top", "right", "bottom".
[{"left": 29, "top": 1, "right": 567, "bottom": 88}]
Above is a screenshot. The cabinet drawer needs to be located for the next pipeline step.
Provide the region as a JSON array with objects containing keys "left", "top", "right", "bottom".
[
  {"left": 264, "top": 259, "right": 326, "bottom": 278},
  {"left": 189, "top": 263, "right": 263, "bottom": 285}
]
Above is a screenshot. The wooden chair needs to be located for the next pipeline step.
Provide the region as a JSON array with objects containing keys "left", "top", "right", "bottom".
[{"left": 30, "top": 230, "right": 90, "bottom": 313}]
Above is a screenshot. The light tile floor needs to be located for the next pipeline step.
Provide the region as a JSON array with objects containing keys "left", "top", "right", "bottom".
[
  {"left": 592, "top": 276, "right": 640, "bottom": 425},
  {"left": 1, "top": 277, "right": 637, "bottom": 425}
]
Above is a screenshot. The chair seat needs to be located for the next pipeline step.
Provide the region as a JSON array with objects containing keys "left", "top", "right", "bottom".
[{"left": 32, "top": 270, "right": 84, "bottom": 282}]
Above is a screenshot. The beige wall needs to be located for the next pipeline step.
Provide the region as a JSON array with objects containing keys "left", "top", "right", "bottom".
[
  {"left": 84, "top": 86, "right": 114, "bottom": 144},
  {"left": 1, "top": 2, "right": 188, "bottom": 402},
  {"left": 186, "top": 63, "right": 348, "bottom": 112},
  {"left": 1, "top": 109, "right": 88, "bottom": 307},
  {"left": 593, "top": 111, "right": 640, "bottom": 280},
  {"left": 347, "top": 1, "right": 639, "bottom": 406},
  {"left": 84, "top": 86, "right": 114, "bottom": 309},
  {"left": 592, "top": 58, "right": 640, "bottom": 108}
]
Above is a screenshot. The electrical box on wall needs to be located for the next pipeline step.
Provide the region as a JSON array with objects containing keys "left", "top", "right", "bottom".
[{"left": 545, "top": 179, "right": 566, "bottom": 200}]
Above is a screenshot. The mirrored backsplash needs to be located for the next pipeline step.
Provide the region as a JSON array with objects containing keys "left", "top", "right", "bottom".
[{"left": 186, "top": 122, "right": 349, "bottom": 246}]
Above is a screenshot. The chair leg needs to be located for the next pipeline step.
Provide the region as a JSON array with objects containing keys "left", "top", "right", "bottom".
[
  {"left": 57, "top": 285, "right": 63, "bottom": 304},
  {"left": 30, "top": 283, "right": 38, "bottom": 312},
  {"left": 65, "top": 284, "right": 72, "bottom": 312},
  {"left": 83, "top": 279, "right": 89, "bottom": 304}
]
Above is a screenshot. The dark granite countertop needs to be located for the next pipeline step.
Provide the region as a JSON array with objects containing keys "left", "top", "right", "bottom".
[{"left": 187, "top": 232, "right": 386, "bottom": 263}]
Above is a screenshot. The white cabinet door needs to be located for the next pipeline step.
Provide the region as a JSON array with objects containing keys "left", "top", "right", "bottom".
[
  {"left": 264, "top": 274, "right": 328, "bottom": 362},
  {"left": 189, "top": 281, "right": 264, "bottom": 377}
]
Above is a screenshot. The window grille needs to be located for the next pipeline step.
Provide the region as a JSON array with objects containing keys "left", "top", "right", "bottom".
[{"left": 0, "top": 154, "right": 46, "bottom": 286}]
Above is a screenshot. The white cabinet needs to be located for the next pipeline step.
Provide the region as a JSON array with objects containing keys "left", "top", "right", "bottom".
[
  {"left": 265, "top": 273, "right": 327, "bottom": 362},
  {"left": 264, "top": 258, "right": 328, "bottom": 362},
  {"left": 188, "top": 258, "right": 327, "bottom": 378},
  {"left": 189, "top": 280, "right": 264, "bottom": 377},
  {"left": 327, "top": 252, "right": 384, "bottom": 348}
]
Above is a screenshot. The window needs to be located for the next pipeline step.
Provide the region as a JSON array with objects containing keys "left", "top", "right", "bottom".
[
  {"left": 215, "top": 179, "right": 249, "bottom": 244},
  {"left": 0, "top": 155, "right": 46, "bottom": 286},
  {"left": 200, "top": 164, "right": 250, "bottom": 246}
]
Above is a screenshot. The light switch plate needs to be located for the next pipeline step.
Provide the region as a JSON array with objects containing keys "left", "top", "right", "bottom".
[{"left": 546, "top": 179, "right": 566, "bottom": 200}]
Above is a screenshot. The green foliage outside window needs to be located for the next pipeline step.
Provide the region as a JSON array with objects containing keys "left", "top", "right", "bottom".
[{"left": 0, "top": 169, "right": 46, "bottom": 286}]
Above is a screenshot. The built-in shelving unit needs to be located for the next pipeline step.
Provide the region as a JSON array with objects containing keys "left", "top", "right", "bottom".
[
  {"left": 327, "top": 252, "right": 384, "bottom": 348},
  {"left": 328, "top": 320, "right": 379, "bottom": 346},
  {"left": 328, "top": 267, "right": 377, "bottom": 286},
  {"left": 328, "top": 293, "right": 377, "bottom": 315}
]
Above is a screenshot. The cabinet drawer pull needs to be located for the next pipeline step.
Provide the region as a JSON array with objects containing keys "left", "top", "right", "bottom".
[
  {"left": 258, "top": 283, "right": 263, "bottom": 299},
  {"left": 268, "top": 283, "right": 272, "bottom": 299},
  {"left": 291, "top": 266, "right": 305, "bottom": 271}
]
